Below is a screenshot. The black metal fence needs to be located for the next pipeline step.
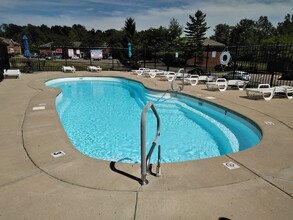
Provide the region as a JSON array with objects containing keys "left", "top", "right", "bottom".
[{"left": 8, "top": 43, "right": 293, "bottom": 87}]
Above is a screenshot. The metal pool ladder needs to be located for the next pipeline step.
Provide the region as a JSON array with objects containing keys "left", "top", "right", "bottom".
[{"left": 140, "top": 102, "right": 161, "bottom": 185}]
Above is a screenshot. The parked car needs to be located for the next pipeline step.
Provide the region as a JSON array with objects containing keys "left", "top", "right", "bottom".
[
  {"left": 222, "top": 71, "right": 251, "bottom": 81},
  {"left": 45, "top": 55, "right": 52, "bottom": 60},
  {"left": 53, "top": 54, "right": 62, "bottom": 59},
  {"left": 71, "top": 56, "right": 79, "bottom": 60},
  {"left": 31, "top": 53, "right": 39, "bottom": 58}
]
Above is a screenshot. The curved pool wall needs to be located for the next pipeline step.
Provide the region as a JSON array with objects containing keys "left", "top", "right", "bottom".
[{"left": 45, "top": 77, "right": 262, "bottom": 163}]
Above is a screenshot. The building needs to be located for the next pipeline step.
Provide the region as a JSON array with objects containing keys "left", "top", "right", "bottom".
[
  {"left": 39, "top": 42, "right": 82, "bottom": 58},
  {"left": 0, "top": 37, "right": 22, "bottom": 56},
  {"left": 186, "top": 38, "right": 226, "bottom": 68}
]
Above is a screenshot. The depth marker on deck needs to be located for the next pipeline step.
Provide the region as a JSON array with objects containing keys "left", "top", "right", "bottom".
[
  {"left": 264, "top": 121, "right": 275, "bottom": 126},
  {"left": 32, "top": 106, "right": 46, "bottom": 111},
  {"left": 223, "top": 162, "right": 240, "bottom": 170},
  {"left": 51, "top": 151, "right": 66, "bottom": 158}
]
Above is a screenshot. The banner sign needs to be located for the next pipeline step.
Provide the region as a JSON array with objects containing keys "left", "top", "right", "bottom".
[
  {"left": 68, "top": 49, "right": 74, "bottom": 57},
  {"left": 90, "top": 50, "right": 103, "bottom": 59},
  {"left": 56, "top": 48, "right": 63, "bottom": 53}
]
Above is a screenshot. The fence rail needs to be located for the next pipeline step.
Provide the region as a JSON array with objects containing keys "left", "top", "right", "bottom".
[{"left": 8, "top": 43, "right": 293, "bottom": 87}]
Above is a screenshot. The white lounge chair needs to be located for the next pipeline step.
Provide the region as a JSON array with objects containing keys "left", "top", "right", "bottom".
[
  {"left": 3, "top": 69, "right": 21, "bottom": 78},
  {"left": 206, "top": 78, "right": 228, "bottom": 92},
  {"left": 174, "top": 68, "right": 188, "bottom": 78},
  {"left": 227, "top": 80, "right": 248, "bottom": 90},
  {"left": 184, "top": 74, "right": 199, "bottom": 86},
  {"left": 276, "top": 86, "right": 293, "bottom": 99},
  {"left": 246, "top": 84, "right": 293, "bottom": 100},
  {"left": 132, "top": 68, "right": 149, "bottom": 75},
  {"left": 61, "top": 66, "right": 76, "bottom": 72},
  {"left": 160, "top": 71, "right": 176, "bottom": 82},
  {"left": 149, "top": 69, "right": 165, "bottom": 78},
  {"left": 197, "top": 75, "right": 214, "bottom": 83},
  {"left": 87, "top": 66, "right": 102, "bottom": 72}
]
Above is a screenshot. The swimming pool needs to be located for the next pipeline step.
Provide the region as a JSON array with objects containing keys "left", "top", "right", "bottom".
[{"left": 46, "top": 77, "right": 262, "bottom": 163}]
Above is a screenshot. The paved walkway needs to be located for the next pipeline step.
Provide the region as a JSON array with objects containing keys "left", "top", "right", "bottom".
[{"left": 0, "top": 71, "right": 292, "bottom": 219}]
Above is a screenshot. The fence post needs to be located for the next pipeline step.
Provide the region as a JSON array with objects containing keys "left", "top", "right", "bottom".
[
  {"left": 37, "top": 45, "right": 41, "bottom": 71},
  {"left": 205, "top": 44, "right": 209, "bottom": 72},
  {"left": 154, "top": 49, "right": 157, "bottom": 69},
  {"left": 167, "top": 49, "right": 170, "bottom": 71},
  {"left": 112, "top": 48, "right": 114, "bottom": 70},
  {"left": 143, "top": 47, "right": 146, "bottom": 68},
  {"left": 269, "top": 44, "right": 279, "bottom": 86}
]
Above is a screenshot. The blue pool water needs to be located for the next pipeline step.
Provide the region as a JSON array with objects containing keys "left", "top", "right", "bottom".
[{"left": 46, "top": 77, "right": 262, "bottom": 163}]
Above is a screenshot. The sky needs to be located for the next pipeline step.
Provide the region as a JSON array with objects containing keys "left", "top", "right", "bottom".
[{"left": 0, "top": 0, "right": 292, "bottom": 37}]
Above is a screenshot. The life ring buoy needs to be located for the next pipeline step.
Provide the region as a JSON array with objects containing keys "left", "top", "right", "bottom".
[{"left": 220, "top": 51, "right": 231, "bottom": 65}]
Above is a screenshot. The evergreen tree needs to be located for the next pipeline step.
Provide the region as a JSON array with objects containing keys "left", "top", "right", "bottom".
[
  {"left": 184, "top": 10, "right": 209, "bottom": 65},
  {"left": 124, "top": 17, "right": 136, "bottom": 44},
  {"left": 168, "top": 18, "right": 183, "bottom": 45}
]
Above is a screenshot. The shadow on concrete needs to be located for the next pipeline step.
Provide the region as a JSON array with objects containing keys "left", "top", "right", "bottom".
[{"left": 110, "top": 161, "right": 141, "bottom": 184}]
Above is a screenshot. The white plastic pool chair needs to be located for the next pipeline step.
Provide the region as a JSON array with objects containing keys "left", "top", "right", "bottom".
[
  {"left": 61, "top": 66, "right": 76, "bottom": 72},
  {"left": 3, "top": 69, "right": 21, "bottom": 78},
  {"left": 184, "top": 74, "right": 199, "bottom": 86},
  {"left": 132, "top": 68, "right": 149, "bottom": 75},
  {"left": 246, "top": 84, "right": 293, "bottom": 101},
  {"left": 227, "top": 80, "right": 249, "bottom": 90},
  {"left": 87, "top": 66, "right": 102, "bottom": 72},
  {"left": 160, "top": 71, "right": 176, "bottom": 82},
  {"left": 206, "top": 78, "right": 228, "bottom": 92}
]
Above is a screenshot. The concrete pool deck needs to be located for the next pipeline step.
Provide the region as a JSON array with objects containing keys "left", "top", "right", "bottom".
[{"left": 0, "top": 71, "right": 292, "bottom": 219}]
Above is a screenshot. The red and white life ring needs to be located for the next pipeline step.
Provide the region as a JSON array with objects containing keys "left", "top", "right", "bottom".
[{"left": 219, "top": 51, "right": 231, "bottom": 65}]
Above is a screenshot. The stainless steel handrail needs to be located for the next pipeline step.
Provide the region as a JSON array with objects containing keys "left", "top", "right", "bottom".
[
  {"left": 140, "top": 102, "right": 161, "bottom": 185},
  {"left": 171, "top": 69, "right": 185, "bottom": 92}
]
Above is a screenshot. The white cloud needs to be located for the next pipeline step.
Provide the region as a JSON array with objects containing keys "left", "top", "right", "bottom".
[{"left": 0, "top": 0, "right": 291, "bottom": 37}]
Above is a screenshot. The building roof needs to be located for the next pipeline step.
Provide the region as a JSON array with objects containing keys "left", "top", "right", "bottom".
[
  {"left": 0, "top": 37, "right": 21, "bottom": 46},
  {"left": 39, "top": 41, "right": 82, "bottom": 48},
  {"left": 39, "top": 42, "right": 54, "bottom": 48},
  {"left": 203, "top": 38, "right": 226, "bottom": 47}
]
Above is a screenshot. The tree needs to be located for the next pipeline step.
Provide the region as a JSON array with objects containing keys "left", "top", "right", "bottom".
[
  {"left": 104, "top": 29, "right": 124, "bottom": 47},
  {"left": 255, "top": 16, "right": 275, "bottom": 43},
  {"left": 210, "top": 24, "right": 231, "bottom": 45},
  {"left": 0, "top": 23, "right": 23, "bottom": 41},
  {"left": 124, "top": 17, "right": 136, "bottom": 44},
  {"left": 24, "top": 24, "right": 48, "bottom": 51},
  {"left": 277, "top": 14, "right": 293, "bottom": 36},
  {"left": 230, "top": 19, "right": 256, "bottom": 45},
  {"left": 68, "top": 29, "right": 79, "bottom": 42},
  {"left": 168, "top": 18, "right": 183, "bottom": 45},
  {"left": 72, "top": 24, "right": 87, "bottom": 42},
  {"left": 184, "top": 10, "right": 209, "bottom": 65}
]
